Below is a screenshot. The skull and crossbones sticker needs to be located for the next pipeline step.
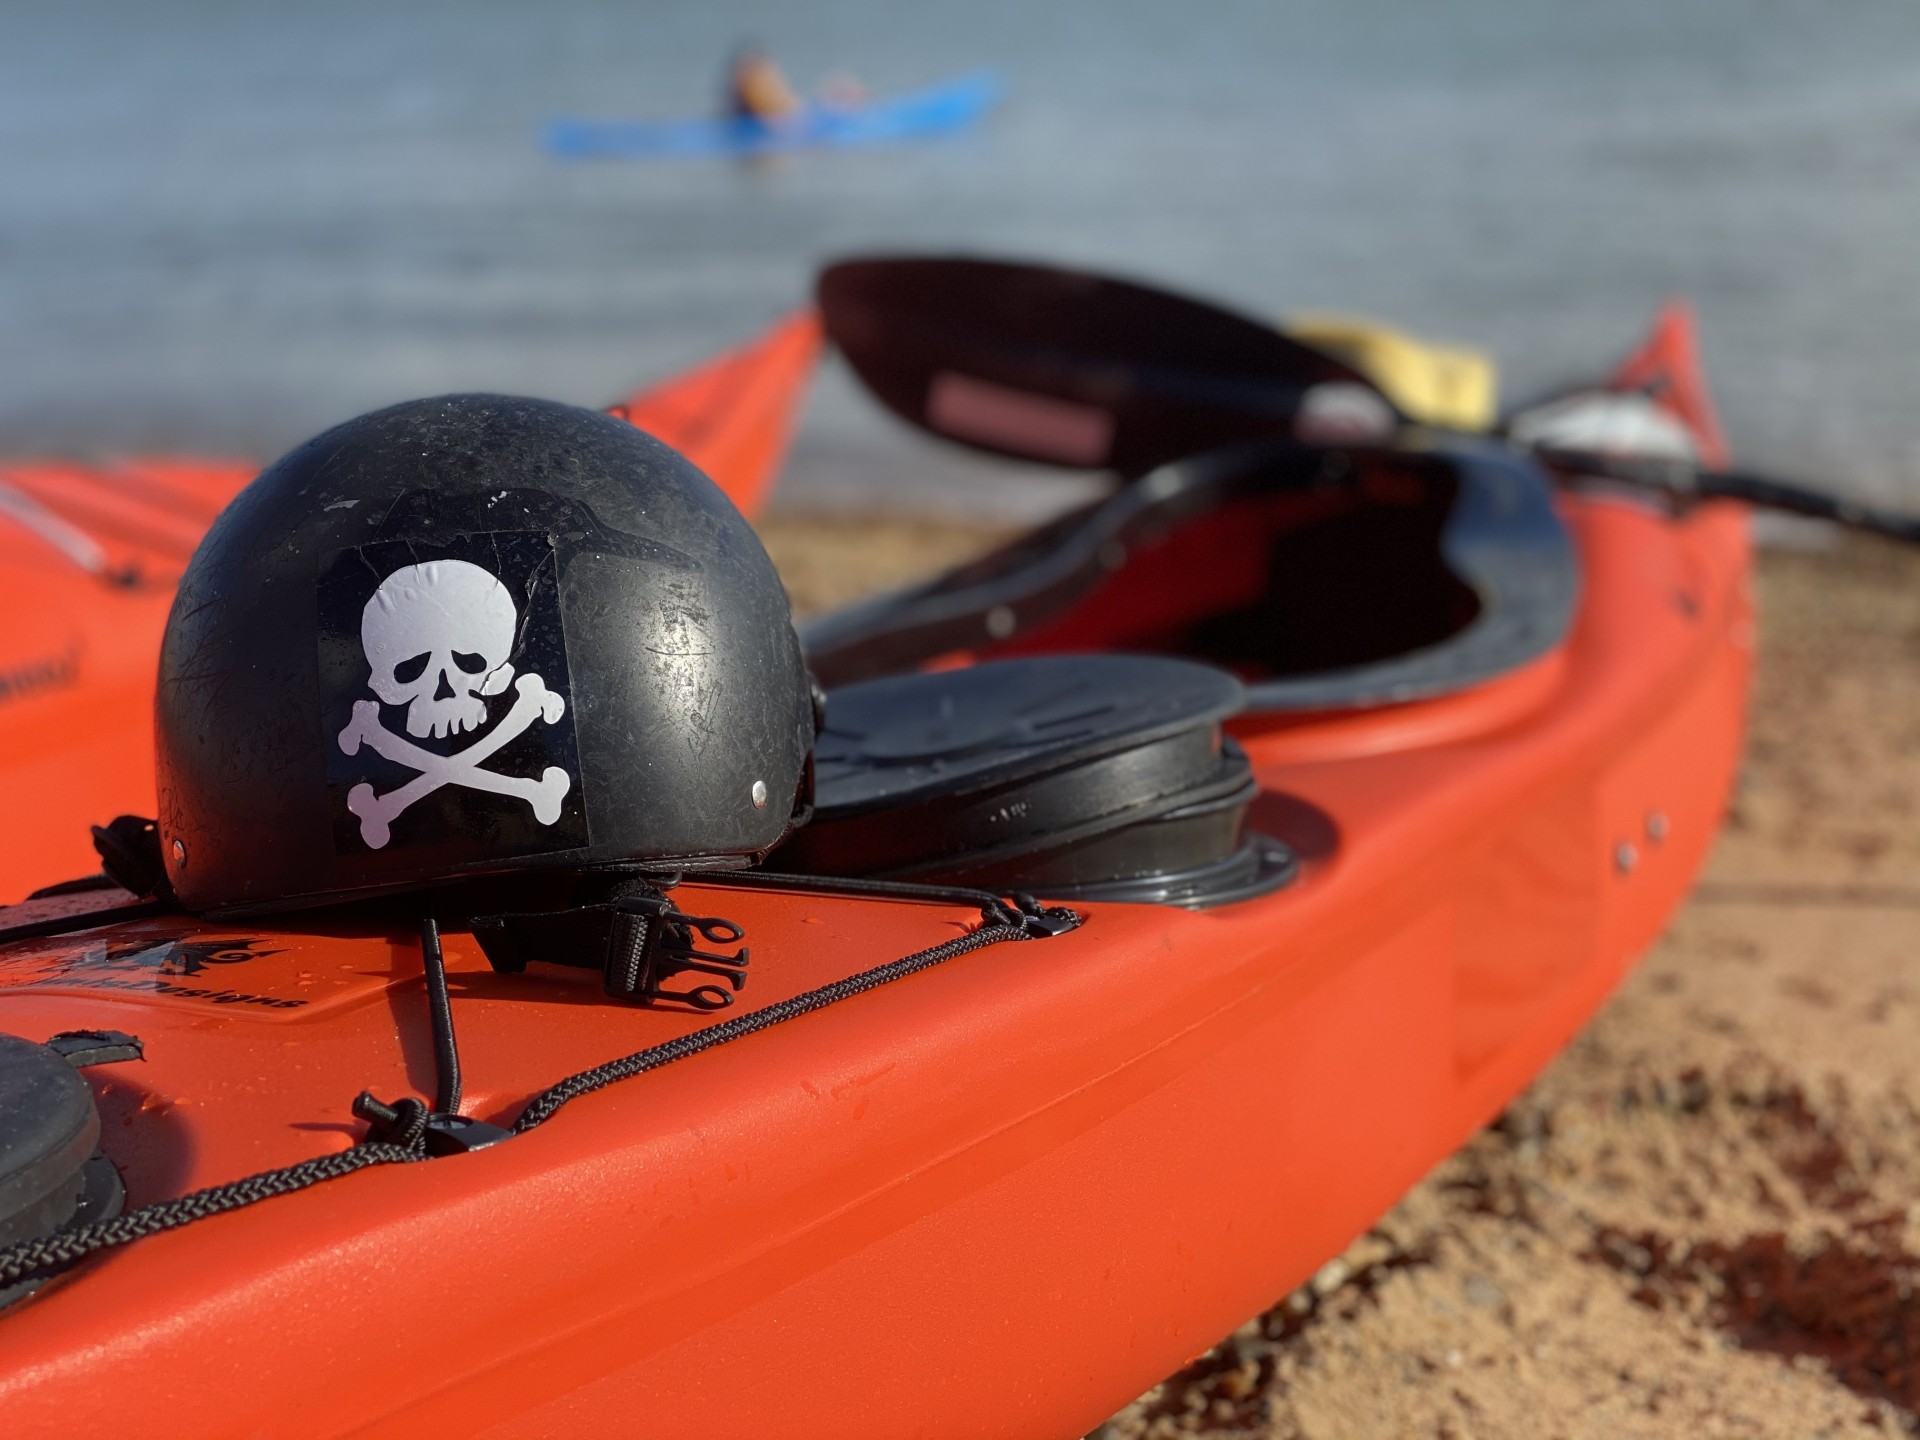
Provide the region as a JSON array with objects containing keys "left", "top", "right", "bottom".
[{"left": 320, "top": 537, "right": 586, "bottom": 858}]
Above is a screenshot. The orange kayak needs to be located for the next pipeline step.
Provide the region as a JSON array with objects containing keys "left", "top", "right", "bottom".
[
  {"left": 0, "top": 312, "right": 819, "bottom": 904},
  {"left": 0, "top": 310, "right": 1746, "bottom": 1436}
]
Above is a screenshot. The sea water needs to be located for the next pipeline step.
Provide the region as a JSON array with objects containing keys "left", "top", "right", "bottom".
[{"left": 4, "top": 0, "right": 1919, "bottom": 511}]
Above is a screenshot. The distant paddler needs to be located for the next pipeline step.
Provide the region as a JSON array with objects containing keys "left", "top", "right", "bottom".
[{"left": 724, "top": 42, "right": 802, "bottom": 125}]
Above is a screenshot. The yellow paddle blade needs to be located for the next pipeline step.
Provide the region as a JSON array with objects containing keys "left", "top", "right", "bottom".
[{"left": 1284, "top": 313, "right": 1498, "bottom": 431}]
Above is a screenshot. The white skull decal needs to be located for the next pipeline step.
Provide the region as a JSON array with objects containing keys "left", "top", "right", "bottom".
[{"left": 361, "top": 559, "right": 517, "bottom": 738}]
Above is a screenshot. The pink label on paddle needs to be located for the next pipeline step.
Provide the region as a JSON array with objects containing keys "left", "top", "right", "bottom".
[{"left": 926, "top": 372, "right": 1114, "bottom": 466}]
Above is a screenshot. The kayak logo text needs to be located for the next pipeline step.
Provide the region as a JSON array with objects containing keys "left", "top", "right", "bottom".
[
  {"left": 318, "top": 532, "right": 589, "bottom": 865},
  {"left": 3, "top": 934, "right": 302, "bottom": 1010}
]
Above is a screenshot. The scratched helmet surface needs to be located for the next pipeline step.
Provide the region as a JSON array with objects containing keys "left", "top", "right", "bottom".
[{"left": 155, "top": 394, "right": 814, "bottom": 915}]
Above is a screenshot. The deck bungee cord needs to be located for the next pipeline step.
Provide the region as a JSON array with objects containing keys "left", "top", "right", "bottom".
[{"left": 0, "top": 884, "right": 1078, "bottom": 1296}]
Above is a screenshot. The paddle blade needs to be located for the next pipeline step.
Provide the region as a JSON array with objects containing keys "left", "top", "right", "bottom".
[
  {"left": 1283, "top": 314, "right": 1498, "bottom": 430},
  {"left": 609, "top": 309, "right": 822, "bottom": 517},
  {"left": 818, "top": 256, "right": 1392, "bottom": 478}
]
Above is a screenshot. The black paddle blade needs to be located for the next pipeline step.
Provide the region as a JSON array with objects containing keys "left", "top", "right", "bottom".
[{"left": 818, "top": 255, "right": 1395, "bottom": 479}]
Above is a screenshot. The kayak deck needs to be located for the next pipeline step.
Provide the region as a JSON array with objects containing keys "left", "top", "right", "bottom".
[{"left": 0, "top": 492, "right": 1749, "bottom": 1437}]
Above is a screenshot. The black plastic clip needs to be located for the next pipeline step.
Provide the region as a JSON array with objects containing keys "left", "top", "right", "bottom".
[
  {"left": 352, "top": 1093, "right": 512, "bottom": 1157},
  {"left": 605, "top": 896, "right": 751, "bottom": 1011},
  {"left": 1007, "top": 893, "right": 1080, "bottom": 938},
  {"left": 420, "top": 1113, "right": 514, "bottom": 1156},
  {"left": 88, "top": 815, "right": 178, "bottom": 904}
]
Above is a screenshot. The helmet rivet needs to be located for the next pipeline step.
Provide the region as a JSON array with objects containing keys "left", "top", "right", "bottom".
[
  {"left": 171, "top": 839, "right": 187, "bottom": 864},
  {"left": 985, "top": 606, "right": 1017, "bottom": 639},
  {"left": 750, "top": 780, "right": 769, "bottom": 809}
]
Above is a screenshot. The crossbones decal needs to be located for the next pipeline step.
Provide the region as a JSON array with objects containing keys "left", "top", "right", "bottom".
[{"left": 337, "top": 559, "right": 572, "bottom": 851}]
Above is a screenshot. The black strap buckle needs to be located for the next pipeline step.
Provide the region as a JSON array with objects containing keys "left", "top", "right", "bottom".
[
  {"left": 472, "top": 889, "right": 751, "bottom": 1011},
  {"left": 605, "top": 896, "right": 750, "bottom": 1009}
]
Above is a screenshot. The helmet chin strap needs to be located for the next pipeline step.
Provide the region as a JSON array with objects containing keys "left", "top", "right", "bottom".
[{"left": 471, "top": 876, "right": 753, "bottom": 1012}]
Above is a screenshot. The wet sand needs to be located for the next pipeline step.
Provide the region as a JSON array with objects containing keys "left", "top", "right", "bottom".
[{"left": 760, "top": 511, "right": 1920, "bottom": 1440}]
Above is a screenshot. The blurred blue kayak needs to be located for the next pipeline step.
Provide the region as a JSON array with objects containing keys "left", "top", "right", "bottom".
[{"left": 544, "top": 71, "right": 1003, "bottom": 161}]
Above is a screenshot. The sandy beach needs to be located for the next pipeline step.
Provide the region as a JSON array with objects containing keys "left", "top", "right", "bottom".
[{"left": 761, "top": 511, "right": 1920, "bottom": 1440}]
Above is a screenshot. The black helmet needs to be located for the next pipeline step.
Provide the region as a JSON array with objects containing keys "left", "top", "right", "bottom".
[{"left": 155, "top": 395, "right": 814, "bottom": 915}]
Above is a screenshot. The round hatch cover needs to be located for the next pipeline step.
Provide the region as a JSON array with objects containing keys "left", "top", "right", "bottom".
[
  {"left": 0, "top": 1033, "right": 126, "bottom": 1309},
  {"left": 811, "top": 654, "right": 1245, "bottom": 817}
]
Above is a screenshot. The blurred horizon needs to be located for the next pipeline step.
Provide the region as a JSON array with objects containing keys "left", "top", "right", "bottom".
[{"left": 6, "top": 0, "right": 1920, "bottom": 511}]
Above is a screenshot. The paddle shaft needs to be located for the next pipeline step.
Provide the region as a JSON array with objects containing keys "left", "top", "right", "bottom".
[{"left": 1538, "top": 449, "right": 1920, "bottom": 544}]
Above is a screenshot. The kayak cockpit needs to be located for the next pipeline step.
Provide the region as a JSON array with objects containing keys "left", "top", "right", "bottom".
[{"left": 802, "top": 436, "right": 1580, "bottom": 714}]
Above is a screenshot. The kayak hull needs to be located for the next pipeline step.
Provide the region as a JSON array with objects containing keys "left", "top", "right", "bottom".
[
  {"left": 0, "top": 494, "right": 1750, "bottom": 1436},
  {"left": 544, "top": 72, "right": 1003, "bottom": 161}
]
